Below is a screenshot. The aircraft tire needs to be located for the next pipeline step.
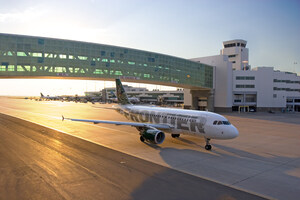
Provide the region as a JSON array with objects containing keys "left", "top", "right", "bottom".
[
  {"left": 205, "top": 145, "right": 212, "bottom": 150},
  {"left": 140, "top": 136, "right": 145, "bottom": 142}
]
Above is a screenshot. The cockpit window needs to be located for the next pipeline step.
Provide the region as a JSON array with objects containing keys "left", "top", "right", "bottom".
[
  {"left": 213, "top": 120, "right": 231, "bottom": 125},
  {"left": 222, "top": 121, "right": 231, "bottom": 125}
]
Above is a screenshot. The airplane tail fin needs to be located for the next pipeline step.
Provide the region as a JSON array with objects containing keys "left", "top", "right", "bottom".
[
  {"left": 115, "top": 79, "right": 131, "bottom": 105},
  {"left": 40, "top": 93, "right": 44, "bottom": 97}
]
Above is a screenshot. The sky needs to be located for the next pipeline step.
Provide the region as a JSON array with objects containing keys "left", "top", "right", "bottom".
[{"left": 0, "top": 0, "right": 299, "bottom": 96}]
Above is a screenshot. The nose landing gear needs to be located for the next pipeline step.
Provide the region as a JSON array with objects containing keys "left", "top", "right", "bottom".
[
  {"left": 205, "top": 138, "right": 212, "bottom": 150},
  {"left": 171, "top": 134, "right": 180, "bottom": 138}
]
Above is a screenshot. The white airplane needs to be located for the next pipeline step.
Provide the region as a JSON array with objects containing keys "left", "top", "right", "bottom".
[{"left": 63, "top": 79, "right": 239, "bottom": 150}]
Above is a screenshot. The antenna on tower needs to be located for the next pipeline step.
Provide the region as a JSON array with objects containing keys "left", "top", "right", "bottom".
[{"left": 293, "top": 62, "right": 297, "bottom": 73}]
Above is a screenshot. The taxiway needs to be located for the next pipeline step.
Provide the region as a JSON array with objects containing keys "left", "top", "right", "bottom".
[{"left": 1, "top": 97, "right": 299, "bottom": 199}]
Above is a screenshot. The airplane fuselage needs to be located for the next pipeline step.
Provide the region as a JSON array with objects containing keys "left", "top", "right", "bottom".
[
  {"left": 116, "top": 105, "right": 239, "bottom": 140},
  {"left": 64, "top": 78, "right": 239, "bottom": 150}
]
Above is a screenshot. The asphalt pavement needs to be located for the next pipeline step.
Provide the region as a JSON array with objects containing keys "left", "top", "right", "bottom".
[
  {"left": 0, "top": 113, "right": 267, "bottom": 200},
  {"left": 1, "top": 98, "right": 300, "bottom": 199}
]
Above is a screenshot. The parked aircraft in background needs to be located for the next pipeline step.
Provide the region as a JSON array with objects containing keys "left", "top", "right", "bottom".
[
  {"left": 40, "top": 93, "right": 60, "bottom": 101},
  {"left": 63, "top": 79, "right": 239, "bottom": 150},
  {"left": 38, "top": 93, "right": 102, "bottom": 103}
]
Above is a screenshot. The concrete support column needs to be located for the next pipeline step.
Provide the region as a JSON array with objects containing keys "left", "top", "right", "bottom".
[
  {"left": 190, "top": 89, "right": 212, "bottom": 111},
  {"left": 101, "top": 89, "right": 107, "bottom": 102},
  {"left": 184, "top": 89, "right": 214, "bottom": 111},
  {"left": 191, "top": 96, "right": 199, "bottom": 110},
  {"left": 207, "top": 89, "right": 215, "bottom": 112}
]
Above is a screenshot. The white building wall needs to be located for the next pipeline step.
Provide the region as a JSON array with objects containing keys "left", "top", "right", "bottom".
[
  {"left": 272, "top": 91, "right": 286, "bottom": 108},
  {"left": 233, "top": 67, "right": 300, "bottom": 110},
  {"left": 190, "top": 55, "right": 233, "bottom": 110},
  {"left": 233, "top": 70, "right": 257, "bottom": 92},
  {"left": 233, "top": 67, "right": 277, "bottom": 108},
  {"left": 254, "top": 67, "right": 275, "bottom": 107},
  {"left": 273, "top": 71, "right": 300, "bottom": 97},
  {"left": 273, "top": 70, "right": 300, "bottom": 110}
]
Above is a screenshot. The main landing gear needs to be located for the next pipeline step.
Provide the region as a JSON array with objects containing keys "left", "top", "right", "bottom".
[
  {"left": 140, "top": 136, "right": 145, "bottom": 142},
  {"left": 171, "top": 134, "right": 180, "bottom": 138},
  {"left": 205, "top": 138, "right": 212, "bottom": 150}
]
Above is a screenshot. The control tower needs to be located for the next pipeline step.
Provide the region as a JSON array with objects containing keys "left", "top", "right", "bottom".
[{"left": 221, "top": 39, "right": 250, "bottom": 70}]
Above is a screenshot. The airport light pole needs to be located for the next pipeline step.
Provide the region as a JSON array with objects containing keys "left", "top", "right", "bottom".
[{"left": 242, "top": 60, "right": 248, "bottom": 71}]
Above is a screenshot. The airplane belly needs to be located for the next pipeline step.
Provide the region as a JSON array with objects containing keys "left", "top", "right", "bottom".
[{"left": 171, "top": 129, "right": 181, "bottom": 134}]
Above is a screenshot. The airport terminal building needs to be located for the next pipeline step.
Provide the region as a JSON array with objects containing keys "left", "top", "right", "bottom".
[
  {"left": 90, "top": 85, "right": 184, "bottom": 104},
  {"left": 186, "top": 39, "right": 300, "bottom": 112},
  {"left": 0, "top": 33, "right": 299, "bottom": 112}
]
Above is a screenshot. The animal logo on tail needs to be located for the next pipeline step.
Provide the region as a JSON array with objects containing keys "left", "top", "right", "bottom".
[{"left": 116, "top": 79, "right": 131, "bottom": 105}]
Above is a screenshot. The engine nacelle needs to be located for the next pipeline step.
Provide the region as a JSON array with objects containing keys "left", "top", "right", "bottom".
[{"left": 141, "top": 129, "right": 165, "bottom": 144}]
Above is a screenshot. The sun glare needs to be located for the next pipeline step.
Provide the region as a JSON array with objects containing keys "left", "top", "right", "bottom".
[{"left": 0, "top": 79, "right": 177, "bottom": 96}]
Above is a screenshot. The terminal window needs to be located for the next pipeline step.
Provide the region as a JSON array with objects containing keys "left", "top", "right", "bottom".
[
  {"left": 236, "top": 84, "right": 255, "bottom": 88},
  {"left": 236, "top": 76, "right": 255, "bottom": 80}
]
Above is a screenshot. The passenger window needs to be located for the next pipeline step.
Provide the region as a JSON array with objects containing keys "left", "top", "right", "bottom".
[{"left": 213, "top": 121, "right": 217, "bottom": 125}]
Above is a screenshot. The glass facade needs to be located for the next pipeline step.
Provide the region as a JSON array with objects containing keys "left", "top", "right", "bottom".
[{"left": 0, "top": 33, "right": 213, "bottom": 89}]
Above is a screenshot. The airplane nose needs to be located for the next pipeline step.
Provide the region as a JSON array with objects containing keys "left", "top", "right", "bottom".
[
  {"left": 224, "top": 125, "right": 239, "bottom": 139},
  {"left": 231, "top": 125, "right": 239, "bottom": 138}
]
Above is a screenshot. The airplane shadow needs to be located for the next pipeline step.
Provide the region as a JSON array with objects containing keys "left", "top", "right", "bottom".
[
  {"left": 175, "top": 137, "right": 204, "bottom": 148},
  {"left": 144, "top": 136, "right": 205, "bottom": 150}
]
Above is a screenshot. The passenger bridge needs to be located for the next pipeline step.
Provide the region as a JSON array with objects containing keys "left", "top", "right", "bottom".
[
  {"left": 0, "top": 33, "right": 213, "bottom": 88},
  {"left": 0, "top": 33, "right": 214, "bottom": 109}
]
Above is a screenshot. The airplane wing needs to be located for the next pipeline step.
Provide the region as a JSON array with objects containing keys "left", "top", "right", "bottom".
[
  {"left": 62, "top": 116, "right": 172, "bottom": 130},
  {"left": 91, "top": 106, "right": 119, "bottom": 110}
]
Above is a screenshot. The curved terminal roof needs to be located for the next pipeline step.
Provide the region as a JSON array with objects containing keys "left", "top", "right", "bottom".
[{"left": 0, "top": 33, "right": 213, "bottom": 89}]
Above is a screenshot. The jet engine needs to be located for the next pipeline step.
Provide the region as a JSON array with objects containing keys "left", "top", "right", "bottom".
[{"left": 140, "top": 129, "right": 165, "bottom": 144}]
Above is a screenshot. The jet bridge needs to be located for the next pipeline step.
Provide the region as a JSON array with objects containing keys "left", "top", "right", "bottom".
[{"left": 0, "top": 33, "right": 214, "bottom": 110}]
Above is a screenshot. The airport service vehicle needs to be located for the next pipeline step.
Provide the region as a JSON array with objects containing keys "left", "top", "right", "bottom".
[{"left": 63, "top": 79, "right": 239, "bottom": 150}]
